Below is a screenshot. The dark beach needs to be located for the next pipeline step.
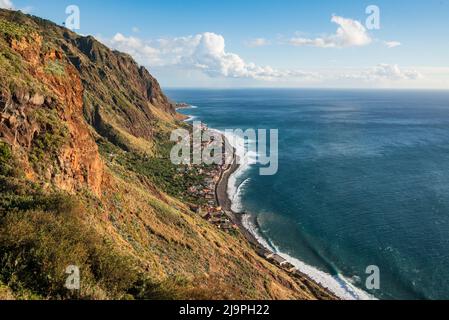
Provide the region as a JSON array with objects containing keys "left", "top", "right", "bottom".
[
  {"left": 215, "top": 152, "right": 260, "bottom": 247},
  {"left": 214, "top": 137, "right": 339, "bottom": 300}
]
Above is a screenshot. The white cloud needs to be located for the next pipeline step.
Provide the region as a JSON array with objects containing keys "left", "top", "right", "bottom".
[
  {"left": 0, "top": 0, "right": 14, "bottom": 9},
  {"left": 290, "top": 15, "right": 372, "bottom": 48},
  {"left": 341, "top": 64, "right": 421, "bottom": 81},
  {"left": 0, "top": 1, "right": 32, "bottom": 13},
  {"left": 132, "top": 27, "right": 140, "bottom": 33},
  {"left": 384, "top": 41, "right": 402, "bottom": 48},
  {"left": 110, "top": 33, "right": 162, "bottom": 66},
  {"left": 245, "top": 38, "right": 270, "bottom": 47},
  {"left": 104, "top": 32, "right": 422, "bottom": 86},
  {"left": 107, "top": 32, "right": 315, "bottom": 81},
  {"left": 369, "top": 64, "right": 420, "bottom": 80}
]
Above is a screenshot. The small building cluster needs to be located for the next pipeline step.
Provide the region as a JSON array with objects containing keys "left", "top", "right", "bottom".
[
  {"left": 202, "top": 208, "right": 237, "bottom": 231},
  {"left": 190, "top": 201, "right": 238, "bottom": 233},
  {"left": 186, "top": 136, "right": 237, "bottom": 233},
  {"left": 185, "top": 135, "right": 303, "bottom": 278},
  {"left": 256, "top": 247, "right": 297, "bottom": 274},
  {"left": 186, "top": 167, "right": 220, "bottom": 199}
]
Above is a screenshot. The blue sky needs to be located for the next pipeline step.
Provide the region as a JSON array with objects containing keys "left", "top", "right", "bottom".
[{"left": 4, "top": 0, "right": 449, "bottom": 88}]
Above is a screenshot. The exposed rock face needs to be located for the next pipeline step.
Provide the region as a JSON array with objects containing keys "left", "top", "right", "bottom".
[
  {"left": 0, "top": 9, "right": 335, "bottom": 301},
  {"left": 0, "top": 27, "right": 103, "bottom": 195},
  {"left": 0, "top": 10, "right": 178, "bottom": 195},
  {"left": 61, "top": 34, "right": 178, "bottom": 143}
]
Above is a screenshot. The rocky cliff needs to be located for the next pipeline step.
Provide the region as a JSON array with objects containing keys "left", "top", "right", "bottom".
[{"left": 0, "top": 9, "right": 333, "bottom": 300}]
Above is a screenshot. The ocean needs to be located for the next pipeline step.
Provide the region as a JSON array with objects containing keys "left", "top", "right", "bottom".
[{"left": 166, "top": 88, "right": 449, "bottom": 300}]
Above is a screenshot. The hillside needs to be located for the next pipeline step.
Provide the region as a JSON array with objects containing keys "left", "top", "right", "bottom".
[{"left": 0, "top": 9, "right": 333, "bottom": 300}]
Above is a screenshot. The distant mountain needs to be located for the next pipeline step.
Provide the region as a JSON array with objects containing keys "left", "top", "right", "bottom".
[{"left": 0, "top": 9, "right": 332, "bottom": 300}]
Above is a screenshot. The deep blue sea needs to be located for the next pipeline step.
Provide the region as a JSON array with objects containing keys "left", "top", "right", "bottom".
[{"left": 166, "top": 89, "right": 449, "bottom": 300}]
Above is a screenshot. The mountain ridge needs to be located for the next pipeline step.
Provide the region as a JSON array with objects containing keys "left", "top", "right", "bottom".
[{"left": 0, "top": 9, "right": 334, "bottom": 300}]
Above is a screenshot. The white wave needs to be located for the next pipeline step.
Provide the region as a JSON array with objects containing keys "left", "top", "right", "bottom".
[
  {"left": 242, "top": 214, "right": 276, "bottom": 250},
  {"left": 241, "top": 214, "right": 376, "bottom": 300},
  {"left": 215, "top": 129, "right": 259, "bottom": 214},
  {"left": 184, "top": 115, "right": 197, "bottom": 122},
  {"left": 205, "top": 123, "right": 375, "bottom": 300},
  {"left": 277, "top": 249, "right": 377, "bottom": 300},
  {"left": 201, "top": 128, "right": 251, "bottom": 213},
  {"left": 190, "top": 105, "right": 199, "bottom": 109},
  {"left": 231, "top": 178, "right": 251, "bottom": 213},
  {"left": 222, "top": 130, "right": 257, "bottom": 165}
]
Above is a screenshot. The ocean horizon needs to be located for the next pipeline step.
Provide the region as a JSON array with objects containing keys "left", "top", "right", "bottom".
[{"left": 168, "top": 88, "right": 449, "bottom": 300}]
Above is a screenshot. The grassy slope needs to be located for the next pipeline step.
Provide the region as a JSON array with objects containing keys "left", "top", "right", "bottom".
[{"left": 0, "top": 9, "right": 333, "bottom": 300}]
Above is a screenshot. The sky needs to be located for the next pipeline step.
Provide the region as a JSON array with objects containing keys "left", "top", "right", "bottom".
[{"left": 2, "top": 0, "right": 449, "bottom": 89}]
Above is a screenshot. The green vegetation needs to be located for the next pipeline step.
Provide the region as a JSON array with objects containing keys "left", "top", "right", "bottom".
[
  {"left": 0, "top": 19, "right": 36, "bottom": 41},
  {"left": 0, "top": 45, "right": 26, "bottom": 92},
  {"left": 0, "top": 144, "right": 209, "bottom": 300},
  {"left": 0, "top": 142, "right": 13, "bottom": 176},
  {"left": 0, "top": 280, "right": 14, "bottom": 299},
  {"left": 0, "top": 147, "right": 134, "bottom": 299},
  {"left": 29, "top": 108, "right": 69, "bottom": 167},
  {"left": 0, "top": 30, "right": 44, "bottom": 94},
  {"left": 0, "top": 151, "right": 184, "bottom": 299},
  {"left": 44, "top": 60, "right": 66, "bottom": 77},
  {"left": 0, "top": 49, "right": 23, "bottom": 76},
  {"left": 0, "top": 9, "right": 323, "bottom": 301},
  {"left": 0, "top": 207, "right": 136, "bottom": 299},
  {"left": 98, "top": 136, "right": 208, "bottom": 205}
]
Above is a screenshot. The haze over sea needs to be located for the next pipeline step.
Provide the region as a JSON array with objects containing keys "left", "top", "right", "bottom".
[{"left": 167, "top": 88, "right": 449, "bottom": 300}]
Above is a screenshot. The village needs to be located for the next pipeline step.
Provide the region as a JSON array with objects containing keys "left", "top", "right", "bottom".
[
  {"left": 181, "top": 125, "right": 303, "bottom": 279},
  {"left": 176, "top": 123, "right": 336, "bottom": 299},
  {"left": 187, "top": 166, "right": 238, "bottom": 234},
  {"left": 186, "top": 163, "right": 302, "bottom": 277},
  {"left": 181, "top": 123, "right": 239, "bottom": 234}
]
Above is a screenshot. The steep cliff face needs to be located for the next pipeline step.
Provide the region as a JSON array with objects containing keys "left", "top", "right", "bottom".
[
  {"left": 60, "top": 33, "right": 179, "bottom": 151},
  {"left": 0, "top": 10, "right": 333, "bottom": 300},
  {"left": 0, "top": 20, "right": 103, "bottom": 195},
  {"left": 1, "top": 9, "right": 181, "bottom": 195}
]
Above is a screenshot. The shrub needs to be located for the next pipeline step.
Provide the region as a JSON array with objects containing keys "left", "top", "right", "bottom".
[
  {"left": 127, "top": 276, "right": 185, "bottom": 300},
  {"left": 0, "top": 146, "right": 175, "bottom": 300},
  {"left": 98, "top": 138, "right": 208, "bottom": 204},
  {"left": 28, "top": 108, "right": 69, "bottom": 167},
  {"left": 0, "top": 19, "right": 35, "bottom": 41},
  {"left": 0, "top": 142, "right": 13, "bottom": 176},
  {"left": 44, "top": 60, "right": 65, "bottom": 77},
  {"left": 0, "top": 193, "right": 138, "bottom": 299}
]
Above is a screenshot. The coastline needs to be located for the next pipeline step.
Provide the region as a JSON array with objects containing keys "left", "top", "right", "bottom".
[
  {"left": 215, "top": 153, "right": 261, "bottom": 247},
  {"left": 179, "top": 105, "right": 341, "bottom": 300},
  {"left": 215, "top": 136, "right": 339, "bottom": 300}
]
